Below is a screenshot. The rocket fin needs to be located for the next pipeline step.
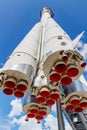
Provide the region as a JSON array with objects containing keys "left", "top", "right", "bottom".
[{"left": 72, "top": 31, "right": 85, "bottom": 47}]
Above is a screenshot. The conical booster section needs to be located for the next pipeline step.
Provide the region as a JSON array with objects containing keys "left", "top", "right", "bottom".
[
  {"left": 41, "top": 7, "right": 86, "bottom": 86},
  {"left": 1, "top": 22, "right": 41, "bottom": 97}
]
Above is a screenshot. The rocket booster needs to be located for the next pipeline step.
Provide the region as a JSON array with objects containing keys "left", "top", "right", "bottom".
[
  {"left": 0, "top": 22, "right": 41, "bottom": 98},
  {"left": 40, "top": 8, "right": 86, "bottom": 86}
]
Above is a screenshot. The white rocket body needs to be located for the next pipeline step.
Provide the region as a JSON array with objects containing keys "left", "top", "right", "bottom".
[
  {"left": 0, "top": 23, "right": 41, "bottom": 97},
  {"left": 41, "top": 8, "right": 86, "bottom": 86}
]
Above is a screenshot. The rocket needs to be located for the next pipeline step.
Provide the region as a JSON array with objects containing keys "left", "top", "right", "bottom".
[{"left": 0, "top": 7, "right": 86, "bottom": 122}]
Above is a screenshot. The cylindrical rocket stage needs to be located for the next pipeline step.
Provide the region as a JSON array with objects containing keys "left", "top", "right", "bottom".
[{"left": 0, "top": 23, "right": 41, "bottom": 97}]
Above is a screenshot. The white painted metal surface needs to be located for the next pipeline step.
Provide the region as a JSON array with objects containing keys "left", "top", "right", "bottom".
[
  {"left": 0, "top": 22, "right": 41, "bottom": 97},
  {"left": 41, "top": 8, "right": 85, "bottom": 86}
]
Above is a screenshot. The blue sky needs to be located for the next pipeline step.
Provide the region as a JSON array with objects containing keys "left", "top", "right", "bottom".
[{"left": 0, "top": 0, "right": 87, "bottom": 130}]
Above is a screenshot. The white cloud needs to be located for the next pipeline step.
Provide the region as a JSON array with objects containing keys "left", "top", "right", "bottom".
[
  {"left": 76, "top": 41, "right": 87, "bottom": 73},
  {"left": 0, "top": 118, "right": 11, "bottom": 130},
  {"left": 7, "top": 95, "right": 73, "bottom": 130},
  {"left": 51, "top": 104, "right": 56, "bottom": 113},
  {"left": 9, "top": 113, "right": 73, "bottom": 130},
  {"left": 65, "top": 122, "right": 72, "bottom": 130},
  {"left": 79, "top": 74, "right": 87, "bottom": 87},
  {"left": 0, "top": 125, "right": 11, "bottom": 130},
  {"left": 8, "top": 102, "right": 58, "bottom": 130},
  {"left": 7, "top": 97, "right": 58, "bottom": 130},
  {"left": 76, "top": 41, "right": 83, "bottom": 48},
  {"left": 44, "top": 114, "right": 72, "bottom": 130},
  {"left": 76, "top": 41, "right": 87, "bottom": 60},
  {"left": 9, "top": 115, "right": 42, "bottom": 130},
  {"left": 8, "top": 98, "right": 23, "bottom": 118},
  {"left": 7, "top": 98, "right": 44, "bottom": 130},
  {"left": 18, "top": 117, "right": 42, "bottom": 130},
  {"left": 80, "top": 43, "right": 87, "bottom": 59},
  {"left": 44, "top": 114, "right": 58, "bottom": 130}
]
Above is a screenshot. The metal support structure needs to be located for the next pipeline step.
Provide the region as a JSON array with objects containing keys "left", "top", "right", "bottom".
[
  {"left": 78, "top": 113, "right": 87, "bottom": 129},
  {"left": 63, "top": 108, "right": 77, "bottom": 130},
  {"left": 56, "top": 100, "right": 65, "bottom": 130},
  {"left": 63, "top": 110, "right": 87, "bottom": 130}
]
